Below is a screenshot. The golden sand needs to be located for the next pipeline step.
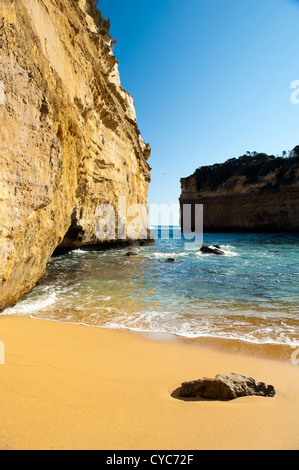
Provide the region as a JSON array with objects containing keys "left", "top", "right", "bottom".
[{"left": 0, "top": 316, "right": 298, "bottom": 450}]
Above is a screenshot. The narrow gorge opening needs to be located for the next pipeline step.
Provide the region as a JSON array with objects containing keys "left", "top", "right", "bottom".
[{"left": 53, "top": 207, "right": 85, "bottom": 256}]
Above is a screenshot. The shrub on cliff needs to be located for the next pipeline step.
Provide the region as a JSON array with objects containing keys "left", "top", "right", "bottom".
[
  {"left": 73, "top": 0, "right": 111, "bottom": 36},
  {"left": 291, "top": 145, "right": 299, "bottom": 158},
  {"left": 87, "top": 0, "right": 111, "bottom": 36}
]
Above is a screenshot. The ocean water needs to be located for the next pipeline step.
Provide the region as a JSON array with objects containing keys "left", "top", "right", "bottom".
[{"left": 3, "top": 228, "right": 299, "bottom": 347}]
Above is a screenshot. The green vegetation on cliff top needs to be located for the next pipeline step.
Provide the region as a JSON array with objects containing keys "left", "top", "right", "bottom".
[{"left": 191, "top": 146, "right": 299, "bottom": 193}]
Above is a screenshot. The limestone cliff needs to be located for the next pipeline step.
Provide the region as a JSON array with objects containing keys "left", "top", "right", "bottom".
[
  {"left": 180, "top": 153, "right": 299, "bottom": 232},
  {"left": 0, "top": 0, "right": 151, "bottom": 310}
]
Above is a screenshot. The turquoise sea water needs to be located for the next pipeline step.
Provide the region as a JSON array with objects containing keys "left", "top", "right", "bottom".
[{"left": 3, "top": 229, "right": 299, "bottom": 346}]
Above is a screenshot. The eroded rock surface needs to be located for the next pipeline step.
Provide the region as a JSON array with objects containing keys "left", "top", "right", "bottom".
[{"left": 0, "top": 0, "right": 151, "bottom": 310}]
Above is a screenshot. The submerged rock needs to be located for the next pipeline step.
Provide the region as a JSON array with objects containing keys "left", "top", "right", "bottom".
[
  {"left": 200, "top": 246, "right": 225, "bottom": 255},
  {"left": 178, "top": 373, "right": 276, "bottom": 400},
  {"left": 165, "top": 258, "right": 183, "bottom": 263},
  {"left": 124, "top": 251, "right": 138, "bottom": 257}
]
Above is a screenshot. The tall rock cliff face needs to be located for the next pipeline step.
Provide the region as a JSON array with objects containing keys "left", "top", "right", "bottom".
[
  {"left": 180, "top": 154, "right": 299, "bottom": 232},
  {"left": 0, "top": 0, "right": 151, "bottom": 311}
]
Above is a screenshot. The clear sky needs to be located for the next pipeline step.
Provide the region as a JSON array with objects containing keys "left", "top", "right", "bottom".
[{"left": 99, "top": 0, "right": 299, "bottom": 224}]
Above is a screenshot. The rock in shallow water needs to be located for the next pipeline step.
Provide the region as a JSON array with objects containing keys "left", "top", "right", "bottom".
[
  {"left": 165, "top": 258, "right": 184, "bottom": 263},
  {"left": 178, "top": 373, "right": 276, "bottom": 400},
  {"left": 200, "top": 246, "right": 225, "bottom": 255}
]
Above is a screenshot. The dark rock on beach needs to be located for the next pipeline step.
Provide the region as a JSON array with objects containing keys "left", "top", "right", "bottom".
[
  {"left": 178, "top": 373, "right": 276, "bottom": 400},
  {"left": 124, "top": 251, "right": 138, "bottom": 257},
  {"left": 200, "top": 246, "right": 225, "bottom": 255}
]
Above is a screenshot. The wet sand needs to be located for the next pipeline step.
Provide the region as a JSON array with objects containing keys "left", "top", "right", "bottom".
[{"left": 0, "top": 315, "right": 298, "bottom": 450}]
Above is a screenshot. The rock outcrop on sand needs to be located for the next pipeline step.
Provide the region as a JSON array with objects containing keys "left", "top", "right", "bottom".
[
  {"left": 180, "top": 151, "right": 299, "bottom": 233},
  {"left": 0, "top": 0, "right": 151, "bottom": 310},
  {"left": 177, "top": 373, "right": 276, "bottom": 400}
]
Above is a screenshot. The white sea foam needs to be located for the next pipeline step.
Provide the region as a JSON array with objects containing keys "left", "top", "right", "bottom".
[
  {"left": 97, "top": 316, "right": 299, "bottom": 347},
  {"left": 72, "top": 249, "right": 88, "bottom": 255},
  {"left": 4, "top": 291, "right": 58, "bottom": 315},
  {"left": 147, "top": 251, "right": 189, "bottom": 260},
  {"left": 79, "top": 307, "right": 299, "bottom": 347},
  {"left": 219, "top": 245, "right": 238, "bottom": 257}
]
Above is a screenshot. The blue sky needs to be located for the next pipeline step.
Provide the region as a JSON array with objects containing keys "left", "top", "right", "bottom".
[{"left": 99, "top": 0, "right": 299, "bottom": 224}]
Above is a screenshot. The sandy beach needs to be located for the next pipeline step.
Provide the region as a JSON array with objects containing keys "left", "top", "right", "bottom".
[{"left": 0, "top": 315, "right": 298, "bottom": 450}]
